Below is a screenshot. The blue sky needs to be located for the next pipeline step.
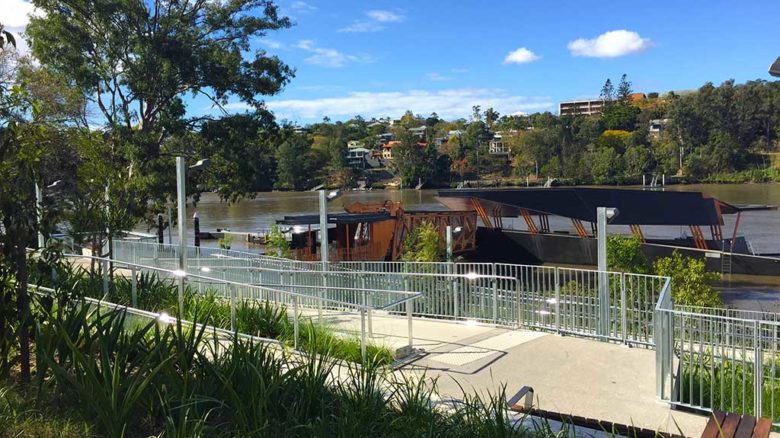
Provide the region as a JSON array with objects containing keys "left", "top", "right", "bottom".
[
  {"left": 243, "top": 0, "right": 780, "bottom": 123},
  {"left": 7, "top": 0, "right": 780, "bottom": 123}
]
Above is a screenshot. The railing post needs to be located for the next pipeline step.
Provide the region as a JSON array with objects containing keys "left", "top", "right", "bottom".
[
  {"left": 293, "top": 296, "right": 300, "bottom": 350},
  {"left": 754, "top": 320, "right": 763, "bottom": 417},
  {"left": 102, "top": 259, "right": 109, "bottom": 296},
  {"left": 452, "top": 264, "right": 459, "bottom": 320},
  {"left": 492, "top": 263, "right": 498, "bottom": 323},
  {"left": 404, "top": 271, "right": 413, "bottom": 350},
  {"left": 131, "top": 266, "right": 138, "bottom": 308},
  {"left": 554, "top": 267, "right": 560, "bottom": 333},
  {"left": 230, "top": 284, "right": 236, "bottom": 332},
  {"left": 319, "top": 263, "right": 325, "bottom": 323},
  {"left": 621, "top": 273, "right": 627, "bottom": 344},
  {"left": 360, "top": 308, "right": 367, "bottom": 362}
]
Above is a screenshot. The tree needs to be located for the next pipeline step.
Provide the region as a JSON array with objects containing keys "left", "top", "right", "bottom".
[
  {"left": 484, "top": 107, "right": 500, "bottom": 130},
  {"left": 617, "top": 74, "right": 632, "bottom": 103},
  {"left": 265, "top": 224, "right": 292, "bottom": 258},
  {"left": 400, "top": 222, "right": 444, "bottom": 262},
  {"left": 0, "top": 47, "right": 45, "bottom": 380},
  {"left": 654, "top": 251, "right": 721, "bottom": 307},
  {"left": 27, "top": 0, "right": 295, "bottom": 222},
  {"left": 275, "top": 133, "right": 320, "bottom": 190},
  {"left": 607, "top": 235, "right": 650, "bottom": 274},
  {"left": 600, "top": 78, "right": 614, "bottom": 102},
  {"left": 199, "top": 111, "right": 280, "bottom": 200}
]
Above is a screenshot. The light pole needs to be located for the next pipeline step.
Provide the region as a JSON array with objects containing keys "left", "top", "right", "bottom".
[
  {"left": 318, "top": 189, "right": 342, "bottom": 263},
  {"left": 175, "top": 157, "right": 211, "bottom": 271},
  {"left": 35, "top": 180, "right": 63, "bottom": 249},
  {"left": 175, "top": 157, "right": 210, "bottom": 311},
  {"left": 446, "top": 225, "right": 463, "bottom": 262},
  {"left": 318, "top": 189, "right": 341, "bottom": 322},
  {"left": 596, "top": 206, "right": 619, "bottom": 339}
]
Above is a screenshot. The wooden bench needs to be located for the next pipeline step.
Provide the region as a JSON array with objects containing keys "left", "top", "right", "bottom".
[
  {"left": 701, "top": 411, "right": 772, "bottom": 438},
  {"left": 507, "top": 386, "right": 684, "bottom": 438}
]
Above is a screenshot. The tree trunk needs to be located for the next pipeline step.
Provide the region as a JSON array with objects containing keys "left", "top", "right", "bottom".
[{"left": 15, "top": 244, "right": 30, "bottom": 382}]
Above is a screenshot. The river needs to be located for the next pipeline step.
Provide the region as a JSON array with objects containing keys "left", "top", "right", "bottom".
[{"left": 180, "top": 183, "right": 780, "bottom": 255}]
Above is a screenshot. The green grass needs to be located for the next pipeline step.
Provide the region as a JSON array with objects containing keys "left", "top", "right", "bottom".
[
  {"left": 0, "top": 383, "right": 92, "bottom": 437},
  {"left": 23, "top": 300, "right": 559, "bottom": 437}
]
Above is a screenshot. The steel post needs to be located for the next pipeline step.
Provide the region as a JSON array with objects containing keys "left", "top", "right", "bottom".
[
  {"left": 293, "top": 296, "right": 300, "bottom": 350},
  {"left": 597, "top": 207, "right": 608, "bottom": 339},
  {"left": 35, "top": 183, "right": 44, "bottom": 249},
  {"left": 554, "top": 267, "right": 560, "bottom": 333},
  {"left": 492, "top": 264, "right": 498, "bottom": 323},
  {"left": 102, "top": 259, "right": 109, "bottom": 295},
  {"left": 318, "top": 190, "right": 327, "bottom": 321},
  {"left": 131, "top": 266, "right": 138, "bottom": 308},
  {"left": 230, "top": 284, "right": 236, "bottom": 332},
  {"left": 360, "top": 308, "right": 367, "bottom": 362},
  {"left": 176, "top": 157, "right": 187, "bottom": 314}
]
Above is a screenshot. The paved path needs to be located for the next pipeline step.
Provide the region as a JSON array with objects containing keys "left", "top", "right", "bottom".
[{"left": 312, "top": 310, "right": 709, "bottom": 436}]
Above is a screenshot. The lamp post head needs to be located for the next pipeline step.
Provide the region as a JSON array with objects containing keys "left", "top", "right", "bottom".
[
  {"left": 453, "top": 226, "right": 463, "bottom": 233},
  {"left": 605, "top": 207, "right": 620, "bottom": 221},
  {"left": 189, "top": 158, "right": 211, "bottom": 170},
  {"left": 326, "top": 189, "right": 342, "bottom": 202},
  {"left": 770, "top": 57, "right": 780, "bottom": 78}
]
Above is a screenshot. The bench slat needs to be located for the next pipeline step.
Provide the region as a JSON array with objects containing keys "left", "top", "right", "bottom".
[
  {"left": 751, "top": 418, "right": 772, "bottom": 438},
  {"left": 702, "top": 411, "right": 727, "bottom": 438},
  {"left": 733, "top": 416, "right": 755, "bottom": 438},
  {"left": 720, "top": 414, "right": 742, "bottom": 438}
]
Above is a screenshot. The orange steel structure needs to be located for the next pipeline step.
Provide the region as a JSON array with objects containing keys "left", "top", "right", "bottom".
[{"left": 288, "top": 200, "right": 477, "bottom": 262}]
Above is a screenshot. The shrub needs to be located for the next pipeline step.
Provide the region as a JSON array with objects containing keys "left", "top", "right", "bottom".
[
  {"left": 400, "top": 221, "right": 444, "bottom": 263},
  {"left": 607, "top": 234, "right": 650, "bottom": 274},
  {"left": 653, "top": 251, "right": 721, "bottom": 307}
]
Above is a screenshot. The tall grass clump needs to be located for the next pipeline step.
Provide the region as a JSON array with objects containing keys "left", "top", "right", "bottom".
[
  {"left": 40, "top": 263, "right": 396, "bottom": 365},
  {"left": 27, "top": 301, "right": 549, "bottom": 437},
  {"left": 679, "top": 352, "right": 780, "bottom": 421}
]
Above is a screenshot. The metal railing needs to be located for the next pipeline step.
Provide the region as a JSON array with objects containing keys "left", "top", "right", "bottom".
[
  {"left": 656, "top": 282, "right": 780, "bottom": 424},
  {"left": 62, "top": 253, "right": 421, "bottom": 360},
  {"left": 112, "top": 240, "right": 663, "bottom": 346},
  {"left": 110, "top": 239, "right": 780, "bottom": 424}
]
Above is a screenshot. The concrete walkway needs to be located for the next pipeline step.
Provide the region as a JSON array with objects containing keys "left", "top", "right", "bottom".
[{"left": 311, "top": 310, "right": 709, "bottom": 436}]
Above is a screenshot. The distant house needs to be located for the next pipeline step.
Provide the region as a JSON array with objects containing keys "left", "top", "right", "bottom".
[
  {"left": 347, "top": 140, "right": 365, "bottom": 149},
  {"left": 382, "top": 141, "right": 399, "bottom": 159},
  {"left": 409, "top": 126, "right": 427, "bottom": 138},
  {"left": 382, "top": 140, "right": 426, "bottom": 160},
  {"left": 448, "top": 130, "right": 464, "bottom": 137},
  {"left": 293, "top": 126, "right": 309, "bottom": 134},
  {"left": 377, "top": 133, "right": 395, "bottom": 143},
  {"left": 649, "top": 118, "right": 669, "bottom": 137},
  {"left": 628, "top": 93, "right": 646, "bottom": 105},
  {"left": 559, "top": 99, "right": 605, "bottom": 116},
  {"left": 346, "top": 147, "right": 371, "bottom": 169},
  {"left": 488, "top": 132, "right": 510, "bottom": 155}
]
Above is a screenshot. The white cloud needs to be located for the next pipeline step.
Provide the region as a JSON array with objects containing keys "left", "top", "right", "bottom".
[
  {"left": 223, "top": 88, "right": 553, "bottom": 120},
  {"left": 366, "top": 10, "right": 404, "bottom": 23},
  {"left": 338, "top": 21, "right": 381, "bottom": 33},
  {"left": 294, "top": 40, "right": 373, "bottom": 67},
  {"left": 339, "top": 9, "right": 404, "bottom": 32},
  {"left": 261, "top": 39, "right": 284, "bottom": 49},
  {"left": 4, "top": 0, "right": 36, "bottom": 28},
  {"left": 451, "top": 68, "right": 469, "bottom": 74},
  {"left": 426, "top": 72, "right": 451, "bottom": 81},
  {"left": 290, "top": 1, "right": 317, "bottom": 11},
  {"left": 503, "top": 47, "right": 541, "bottom": 65},
  {"left": 567, "top": 30, "right": 652, "bottom": 58}
]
